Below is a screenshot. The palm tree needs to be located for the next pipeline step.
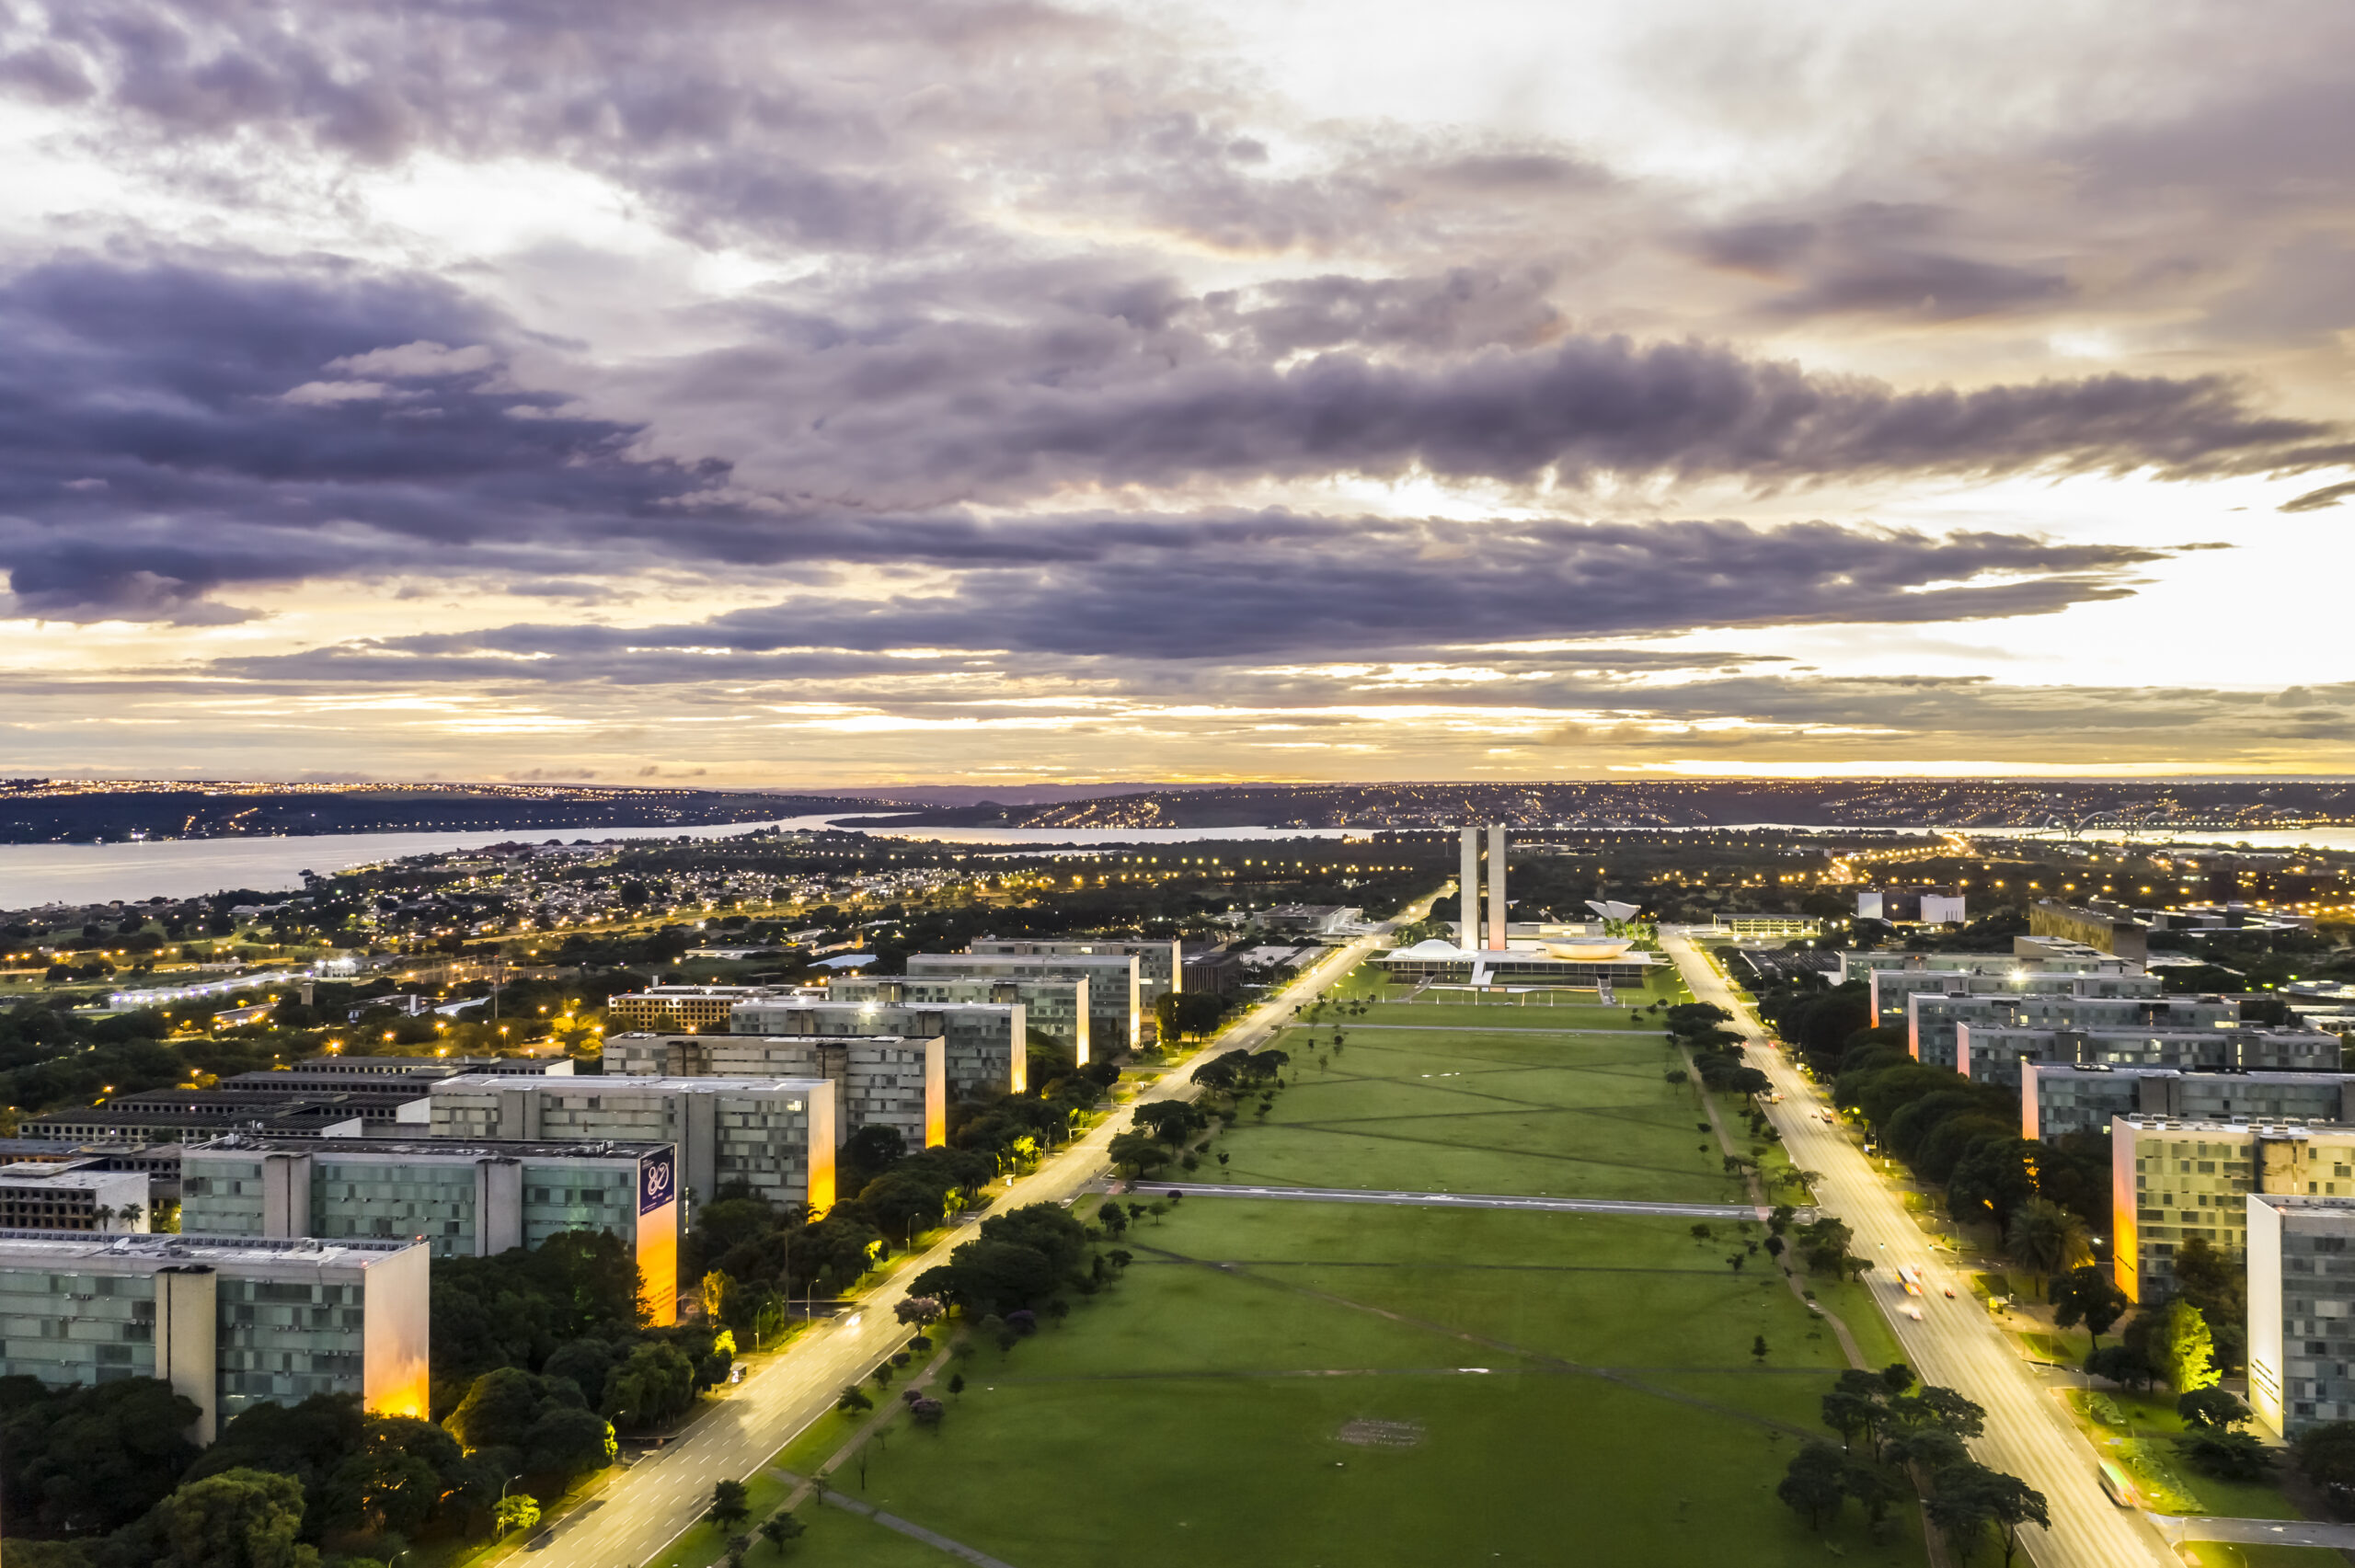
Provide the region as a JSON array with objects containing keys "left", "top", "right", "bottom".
[{"left": 2006, "top": 1198, "right": 2090, "bottom": 1298}]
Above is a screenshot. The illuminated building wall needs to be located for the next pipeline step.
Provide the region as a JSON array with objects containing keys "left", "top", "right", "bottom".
[
  {"left": 2113, "top": 1115, "right": 2355, "bottom": 1301},
  {"left": 636, "top": 1147, "right": 680, "bottom": 1327},
  {"left": 0, "top": 1231, "right": 431, "bottom": 1439}
]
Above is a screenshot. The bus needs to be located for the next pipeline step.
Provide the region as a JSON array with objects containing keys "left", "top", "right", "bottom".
[
  {"left": 2097, "top": 1459, "right": 2138, "bottom": 1507},
  {"left": 1897, "top": 1265, "right": 1924, "bottom": 1297}
]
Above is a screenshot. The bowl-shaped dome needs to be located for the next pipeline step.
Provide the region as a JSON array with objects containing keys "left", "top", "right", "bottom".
[{"left": 1545, "top": 939, "right": 1632, "bottom": 961}]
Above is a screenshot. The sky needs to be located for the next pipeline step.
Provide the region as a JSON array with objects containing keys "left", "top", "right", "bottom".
[{"left": 2, "top": 0, "right": 2353, "bottom": 789}]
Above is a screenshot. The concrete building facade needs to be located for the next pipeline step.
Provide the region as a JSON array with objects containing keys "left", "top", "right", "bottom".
[
  {"left": 1910, "top": 990, "right": 2236, "bottom": 1072},
  {"left": 829, "top": 973, "right": 1086, "bottom": 1064},
  {"left": 2032, "top": 899, "right": 2151, "bottom": 963},
  {"left": 603, "top": 1033, "right": 946, "bottom": 1150},
  {"left": 2022, "top": 1065, "right": 2355, "bottom": 1140},
  {"left": 0, "top": 1162, "right": 151, "bottom": 1232},
  {"left": 727, "top": 998, "right": 1022, "bottom": 1097},
  {"left": 179, "top": 1136, "right": 679, "bottom": 1323},
  {"left": 607, "top": 985, "right": 786, "bottom": 1034},
  {"left": 1962, "top": 1024, "right": 2338, "bottom": 1086},
  {"left": 428, "top": 1074, "right": 836, "bottom": 1216},
  {"left": 2112, "top": 1115, "right": 2355, "bottom": 1300},
  {"left": 903, "top": 953, "right": 1139, "bottom": 1058},
  {"left": 2247, "top": 1194, "right": 2355, "bottom": 1437},
  {"left": 0, "top": 1231, "right": 429, "bottom": 1440},
  {"left": 968, "top": 939, "right": 1181, "bottom": 1012}
]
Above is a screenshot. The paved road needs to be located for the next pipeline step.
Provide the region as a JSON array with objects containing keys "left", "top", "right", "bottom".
[
  {"left": 1132, "top": 1181, "right": 1764, "bottom": 1219},
  {"left": 541, "top": 905, "right": 1431, "bottom": 1568},
  {"left": 2152, "top": 1514, "right": 2355, "bottom": 1547},
  {"left": 1660, "top": 930, "right": 2175, "bottom": 1568}
]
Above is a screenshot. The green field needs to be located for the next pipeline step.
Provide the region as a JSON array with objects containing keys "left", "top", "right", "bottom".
[
  {"left": 1220, "top": 1024, "right": 1743, "bottom": 1201},
  {"left": 764, "top": 961, "right": 1926, "bottom": 1568}
]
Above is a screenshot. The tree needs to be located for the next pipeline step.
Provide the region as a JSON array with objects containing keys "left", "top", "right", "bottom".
[
  {"left": 1946, "top": 1138, "right": 2040, "bottom": 1229},
  {"left": 2179, "top": 1429, "right": 2272, "bottom": 1481},
  {"left": 444, "top": 1366, "right": 576, "bottom": 1455},
  {"left": 1930, "top": 1461, "right": 2049, "bottom": 1568},
  {"left": 759, "top": 1510, "right": 808, "bottom": 1555},
  {"left": 2177, "top": 1387, "right": 2252, "bottom": 1431},
  {"left": 1132, "top": 1101, "right": 1199, "bottom": 1147},
  {"left": 2171, "top": 1235, "right": 2246, "bottom": 1319},
  {"left": 1821, "top": 1368, "right": 1901, "bottom": 1449},
  {"left": 494, "top": 1493, "right": 542, "bottom": 1536},
  {"left": 707, "top": 1479, "right": 751, "bottom": 1530},
  {"left": 2294, "top": 1421, "right": 2355, "bottom": 1495},
  {"left": 605, "top": 1343, "right": 698, "bottom": 1430},
  {"left": 542, "top": 1338, "right": 621, "bottom": 1410},
  {"left": 524, "top": 1406, "right": 619, "bottom": 1485},
  {"left": 1775, "top": 1442, "right": 1848, "bottom": 1530},
  {"left": 1157, "top": 991, "right": 1226, "bottom": 1040},
  {"left": 1889, "top": 1385, "right": 1986, "bottom": 1440},
  {"left": 1842, "top": 1459, "right": 1903, "bottom": 1531},
  {"left": 2049, "top": 1267, "right": 2130, "bottom": 1346},
  {"left": 2005, "top": 1199, "right": 2091, "bottom": 1296},
  {"left": 1885, "top": 1427, "right": 1969, "bottom": 1476},
  {"left": 894, "top": 1295, "right": 944, "bottom": 1328},
  {"left": 1106, "top": 1131, "right": 1164, "bottom": 1176},
  {"left": 844, "top": 1123, "right": 907, "bottom": 1177},
  {"left": 2085, "top": 1344, "right": 2159, "bottom": 1392},
  {"left": 835, "top": 1385, "right": 874, "bottom": 1415},
  {"left": 130, "top": 1467, "right": 320, "bottom": 1568},
  {"left": 2159, "top": 1299, "right": 2221, "bottom": 1393},
  {"left": 0, "top": 1375, "right": 201, "bottom": 1535}
]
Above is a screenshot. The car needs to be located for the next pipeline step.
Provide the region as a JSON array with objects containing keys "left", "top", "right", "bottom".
[
  {"left": 1943, "top": 1286, "right": 1956, "bottom": 1299},
  {"left": 1901, "top": 1304, "right": 1924, "bottom": 1321}
]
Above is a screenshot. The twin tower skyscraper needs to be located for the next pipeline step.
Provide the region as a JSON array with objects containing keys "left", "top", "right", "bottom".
[{"left": 1458, "top": 825, "right": 1508, "bottom": 952}]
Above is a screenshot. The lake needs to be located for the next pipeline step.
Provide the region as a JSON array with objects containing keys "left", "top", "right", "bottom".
[
  {"left": 0, "top": 815, "right": 1354, "bottom": 907},
  {"left": 3, "top": 812, "right": 2343, "bottom": 909}
]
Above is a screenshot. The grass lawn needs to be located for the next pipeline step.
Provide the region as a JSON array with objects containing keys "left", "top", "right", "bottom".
[
  {"left": 772, "top": 1499, "right": 949, "bottom": 1567},
  {"left": 2062, "top": 1388, "right": 2299, "bottom": 1518},
  {"left": 1209, "top": 1027, "right": 1744, "bottom": 1201},
  {"left": 759, "top": 986, "right": 1929, "bottom": 1568},
  {"left": 795, "top": 1196, "right": 1924, "bottom": 1568}
]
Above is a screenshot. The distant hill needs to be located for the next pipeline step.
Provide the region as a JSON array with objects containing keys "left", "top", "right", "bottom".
[
  {"left": 834, "top": 779, "right": 2355, "bottom": 832},
  {"left": 0, "top": 782, "right": 897, "bottom": 844}
]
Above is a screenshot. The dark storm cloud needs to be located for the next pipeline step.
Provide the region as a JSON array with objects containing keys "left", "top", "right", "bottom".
[
  {"left": 6, "top": 251, "right": 2332, "bottom": 624},
  {"left": 1198, "top": 269, "right": 1565, "bottom": 357},
  {"left": 780, "top": 331, "right": 2342, "bottom": 501},
  {"left": 208, "top": 517, "right": 2174, "bottom": 680},
  {"left": 0, "top": 253, "right": 735, "bottom": 618},
  {"left": 1691, "top": 207, "right": 2072, "bottom": 322}
]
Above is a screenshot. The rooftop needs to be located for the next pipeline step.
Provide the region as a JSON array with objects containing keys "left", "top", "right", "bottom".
[
  {"left": 186, "top": 1134, "right": 666, "bottom": 1160},
  {"left": 0, "top": 1230, "right": 425, "bottom": 1266},
  {"left": 431, "top": 1073, "right": 831, "bottom": 1093},
  {"left": 2118, "top": 1116, "right": 2355, "bottom": 1138}
]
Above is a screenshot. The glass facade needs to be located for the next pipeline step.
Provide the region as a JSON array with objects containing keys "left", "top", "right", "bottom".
[
  {"left": 0, "top": 1267, "right": 155, "bottom": 1386},
  {"left": 184, "top": 1146, "right": 647, "bottom": 1260},
  {"left": 215, "top": 1276, "right": 369, "bottom": 1416},
  {"left": 519, "top": 1165, "right": 633, "bottom": 1249}
]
